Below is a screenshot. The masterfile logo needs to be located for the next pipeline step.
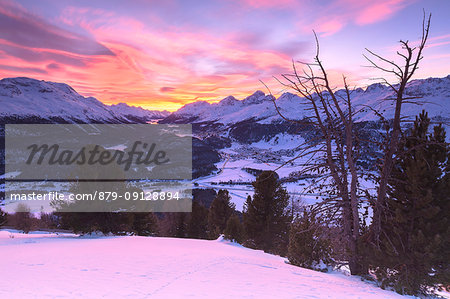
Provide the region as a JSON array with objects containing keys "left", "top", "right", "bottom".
[
  {"left": 25, "top": 141, "right": 170, "bottom": 171},
  {"left": 4, "top": 124, "right": 193, "bottom": 213},
  {"left": 5, "top": 124, "right": 192, "bottom": 180}
]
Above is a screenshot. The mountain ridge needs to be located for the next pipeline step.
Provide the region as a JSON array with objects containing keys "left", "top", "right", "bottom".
[
  {"left": 0, "top": 75, "right": 449, "bottom": 184},
  {"left": 0, "top": 77, "right": 169, "bottom": 123},
  {"left": 166, "top": 75, "right": 450, "bottom": 125},
  {"left": 1, "top": 75, "right": 449, "bottom": 125}
]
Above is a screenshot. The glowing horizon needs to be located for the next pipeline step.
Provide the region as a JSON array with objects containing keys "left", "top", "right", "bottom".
[{"left": 0, "top": 0, "right": 449, "bottom": 111}]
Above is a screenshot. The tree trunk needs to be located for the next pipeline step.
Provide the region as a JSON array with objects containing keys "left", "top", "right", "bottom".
[{"left": 373, "top": 88, "right": 404, "bottom": 245}]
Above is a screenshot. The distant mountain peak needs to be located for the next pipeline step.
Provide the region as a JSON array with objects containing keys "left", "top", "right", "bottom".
[
  {"left": 165, "top": 75, "right": 450, "bottom": 125},
  {"left": 218, "top": 95, "right": 238, "bottom": 106},
  {"left": 365, "top": 82, "right": 388, "bottom": 92},
  {"left": 242, "top": 90, "right": 267, "bottom": 105},
  {"left": 2, "top": 76, "right": 448, "bottom": 126},
  {"left": 109, "top": 102, "right": 169, "bottom": 121},
  {"left": 0, "top": 77, "right": 169, "bottom": 123}
]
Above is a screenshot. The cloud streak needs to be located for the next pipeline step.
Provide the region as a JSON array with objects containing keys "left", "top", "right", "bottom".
[{"left": 0, "top": 1, "right": 114, "bottom": 56}]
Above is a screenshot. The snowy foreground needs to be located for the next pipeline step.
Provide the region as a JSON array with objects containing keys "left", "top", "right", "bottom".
[{"left": 0, "top": 230, "right": 424, "bottom": 298}]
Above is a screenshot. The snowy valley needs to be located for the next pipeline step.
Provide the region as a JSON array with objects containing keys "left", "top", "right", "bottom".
[{"left": 1, "top": 76, "right": 449, "bottom": 210}]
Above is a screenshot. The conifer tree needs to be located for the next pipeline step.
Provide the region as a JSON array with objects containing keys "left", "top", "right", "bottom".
[
  {"left": 0, "top": 208, "right": 6, "bottom": 227},
  {"left": 373, "top": 111, "right": 449, "bottom": 295},
  {"left": 243, "top": 171, "right": 291, "bottom": 255},
  {"left": 187, "top": 200, "right": 209, "bottom": 239},
  {"left": 224, "top": 214, "right": 244, "bottom": 243},
  {"left": 132, "top": 212, "right": 159, "bottom": 236},
  {"left": 157, "top": 212, "right": 186, "bottom": 237},
  {"left": 174, "top": 213, "right": 188, "bottom": 238},
  {"left": 14, "top": 203, "right": 33, "bottom": 233},
  {"left": 207, "top": 189, "right": 235, "bottom": 239},
  {"left": 55, "top": 145, "right": 145, "bottom": 235},
  {"left": 288, "top": 210, "right": 332, "bottom": 270}
]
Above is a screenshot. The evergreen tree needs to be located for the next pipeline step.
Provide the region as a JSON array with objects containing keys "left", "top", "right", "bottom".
[
  {"left": 158, "top": 212, "right": 188, "bottom": 238},
  {"left": 243, "top": 171, "right": 291, "bottom": 255},
  {"left": 187, "top": 200, "right": 209, "bottom": 239},
  {"left": 288, "top": 210, "right": 332, "bottom": 271},
  {"left": 39, "top": 212, "right": 59, "bottom": 229},
  {"left": 59, "top": 212, "right": 134, "bottom": 235},
  {"left": 224, "top": 214, "right": 244, "bottom": 243},
  {"left": 0, "top": 208, "right": 6, "bottom": 227},
  {"left": 132, "top": 212, "right": 158, "bottom": 236},
  {"left": 372, "top": 111, "right": 449, "bottom": 295},
  {"left": 55, "top": 145, "right": 148, "bottom": 235},
  {"left": 207, "top": 189, "right": 235, "bottom": 239},
  {"left": 14, "top": 203, "right": 33, "bottom": 233},
  {"left": 174, "top": 213, "right": 188, "bottom": 238}
]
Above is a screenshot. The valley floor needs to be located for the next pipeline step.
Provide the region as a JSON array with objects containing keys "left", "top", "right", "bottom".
[{"left": 0, "top": 230, "right": 415, "bottom": 298}]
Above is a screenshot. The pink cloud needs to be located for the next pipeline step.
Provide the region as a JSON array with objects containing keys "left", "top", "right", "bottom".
[
  {"left": 0, "top": 2, "right": 114, "bottom": 56},
  {"left": 0, "top": 3, "right": 300, "bottom": 110},
  {"left": 240, "top": 0, "right": 297, "bottom": 9},
  {"left": 298, "top": 0, "right": 411, "bottom": 37},
  {"left": 0, "top": 0, "right": 425, "bottom": 111},
  {"left": 316, "top": 18, "right": 345, "bottom": 37},
  {"left": 355, "top": 0, "right": 407, "bottom": 25},
  {"left": 418, "top": 34, "right": 450, "bottom": 49}
]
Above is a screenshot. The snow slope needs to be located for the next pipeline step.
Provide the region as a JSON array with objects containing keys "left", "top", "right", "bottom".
[
  {"left": 0, "top": 230, "right": 409, "bottom": 298},
  {"left": 0, "top": 77, "right": 118, "bottom": 122}
]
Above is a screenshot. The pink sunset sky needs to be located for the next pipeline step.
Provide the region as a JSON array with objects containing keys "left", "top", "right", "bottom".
[{"left": 0, "top": 0, "right": 449, "bottom": 111}]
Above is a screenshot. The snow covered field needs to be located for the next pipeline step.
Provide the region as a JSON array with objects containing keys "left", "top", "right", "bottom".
[{"left": 0, "top": 230, "right": 410, "bottom": 298}]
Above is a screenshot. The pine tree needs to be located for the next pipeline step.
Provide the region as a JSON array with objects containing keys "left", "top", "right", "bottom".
[
  {"left": 132, "top": 212, "right": 159, "bottom": 236},
  {"left": 373, "top": 111, "right": 449, "bottom": 295},
  {"left": 13, "top": 203, "right": 33, "bottom": 233},
  {"left": 207, "top": 189, "right": 235, "bottom": 239},
  {"left": 55, "top": 145, "right": 145, "bottom": 235},
  {"left": 174, "top": 213, "right": 188, "bottom": 238},
  {"left": 0, "top": 208, "right": 7, "bottom": 227},
  {"left": 243, "top": 171, "right": 291, "bottom": 255},
  {"left": 288, "top": 210, "right": 332, "bottom": 271},
  {"left": 187, "top": 200, "right": 209, "bottom": 239},
  {"left": 224, "top": 214, "right": 244, "bottom": 243}
]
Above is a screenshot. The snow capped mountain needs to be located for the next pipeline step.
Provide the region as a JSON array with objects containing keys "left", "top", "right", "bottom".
[
  {"left": 1, "top": 75, "right": 449, "bottom": 200},
  {"left": 0, "top": 77, "right": 167, "bottom": 123},
  {"left": 218, "top": 95, "right": 239, "bottom": 106},
  {"left": 1, "top": 75, "right": 448, "bottom": 126},
  {"left": 242, "top": 90, "right": 271, "bottom": 105},
  {"left": 167, "top": 91, "right": 275, "bottom": 124},
  {"left": 0, "top": 77, "right": 119, "bottom": 123},
  {"left": 109, "top": 103, "right": 169, "bottom": 122},
  {"left": 165, "top": 75, "right": 450, "bottom": 125}
]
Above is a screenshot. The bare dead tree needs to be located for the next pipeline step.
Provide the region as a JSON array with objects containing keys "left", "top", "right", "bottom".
[
  {"left": 265, "top": 32, "right": 365, "bottom": 275},
  {"left": 364, "top": 12, "right": 431, "bottom": 246},
  {"left": 263, "top": 10, "right": 431, "bottom": 276}
]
